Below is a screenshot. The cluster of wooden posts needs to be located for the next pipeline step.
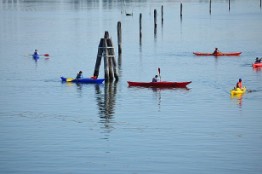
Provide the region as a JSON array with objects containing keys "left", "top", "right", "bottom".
[{"left": 93, "top": 0, "right": 261, "bottom": 82}]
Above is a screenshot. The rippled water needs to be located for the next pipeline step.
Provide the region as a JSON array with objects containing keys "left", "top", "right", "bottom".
[{"left": 0, "top": 0, "right": 262, "bottom": 173}]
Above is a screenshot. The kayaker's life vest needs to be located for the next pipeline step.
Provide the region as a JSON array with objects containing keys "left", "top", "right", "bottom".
[{"left": 236, "top": 82, "right": 242, "bottom": 88}]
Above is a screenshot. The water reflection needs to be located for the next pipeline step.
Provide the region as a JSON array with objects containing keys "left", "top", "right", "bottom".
[
  {"left": 95, "top": 81, "right": 117, "bottom": 130},
  {"left": 230, "top": 94, "right": 243, "bottom": 107},
  {"left": 253, "top": 67, "right": 262, "bottom": 72}
]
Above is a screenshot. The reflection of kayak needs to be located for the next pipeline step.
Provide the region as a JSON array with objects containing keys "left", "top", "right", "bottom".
[
  {"left": 252, "top": 62, "right": 262, "bottom": 68},
  {"left": 230, "top": 87, "right": 246, "bottom": 95},
  {"left": 193, "top": 52, "right": 242, "bottom": 56},
  {"left": 61, "top": 77, "right": 104, "bottom": 84},
  {"left": 127, "top": 81, "right": 192, "bottom": 88}
]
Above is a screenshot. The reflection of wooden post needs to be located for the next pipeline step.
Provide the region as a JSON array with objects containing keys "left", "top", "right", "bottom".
[
  {"left": 260, "top": 0, "right": 261, "bottom": 8},
  {"left": 229, "top": 0, "right": 231, "bottom": 11},
  {"left": 95, "top": 82, "right": 117, "bottom": 120},
  {"left": 93, "top": 31, "right": 118, "bottom": 82}
]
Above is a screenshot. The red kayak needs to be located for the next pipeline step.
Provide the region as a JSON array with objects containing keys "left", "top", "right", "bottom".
[
  {"left": 252, "top": 62, "right": 262, "bottom": 68},
  {"left": 127, "top": 81, "right": 192, "bottom": 88},
  {"left": 193, "top": 52, "right": 242, "bottom": 56}
]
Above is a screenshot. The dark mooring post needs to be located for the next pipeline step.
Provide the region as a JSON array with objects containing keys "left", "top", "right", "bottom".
[
  {"left": 103, "top": 37, "right": 110, "bottom": 81},
  {"left": 117, "top": 21, "right": 122, "bottom": 55},
  {"left": 229, "top": 0, "right": 231, "bottom": 11},
  {"left": 139, "top": 13, "right": 142, "bottom": 41},
  {"left": 209, "top": 0, "right": 212, "bottom": 14},
  {"left": 161, "top": 5, "right": 164, "bottom": 25},
  {"left": 154, "top": 9, "right": 157, "bottom": 35},
  {"left": 180, "top": 3, "right": 183, "bottom": 17},
  {"left": 107, "top": 38, "right": 119, "bottom": 81},
  {"left": 93, "top": 39, "right": 104, "bottom": 78},
  {"left": 260, "top": 0, "right": 261, "bottom": 8},
  {"left": 93, "top": 31, "right": 118, "bottom": 81}
]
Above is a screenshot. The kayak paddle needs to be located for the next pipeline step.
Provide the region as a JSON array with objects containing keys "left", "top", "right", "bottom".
[
  {"left": 158, "top": 67, "right": 161, "bottom": 81},
  {"left": 41, "top": 54, "right": 50, "bottom": 57}
]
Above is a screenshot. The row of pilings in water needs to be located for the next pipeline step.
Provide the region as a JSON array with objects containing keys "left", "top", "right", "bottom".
[{"left": 93, "top": 0, "right": 261, "bottom": 82}]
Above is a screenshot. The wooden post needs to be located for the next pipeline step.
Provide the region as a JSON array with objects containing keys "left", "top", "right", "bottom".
[
  {"left": 229, "top": 0, "right": 231, "bottom": 11},
  {"left": 107, "top": 38, "right": 119, "bottom": 81},
  {"left": 154, "top": 9, "right": 157, "bottom": 35},
  {"left": 139, "top": 13, "right": 142, "bottom": 40},
  {"left": 93, "top": 39, "right": 103, "bottom": 77},
  {"left": 209, "top": 0, "right": 211, "bottom": 14},
  {"left": 117, "top": 21, "right": 122, "bottom": 55},
  {"left": 260, "top": 0, "right": 261, "bottom": 8},
  {"left": 94, "top": 31, "right": 118, "bottom": 81},
  {"left": 103, "top": 38, "right": 109, "bottom": 81},
  {"left": 180, "top": 3, "right": 183, "bottom": 17},
  {"left": 161, "top": 5, "right": 163, "bottom": 25}
]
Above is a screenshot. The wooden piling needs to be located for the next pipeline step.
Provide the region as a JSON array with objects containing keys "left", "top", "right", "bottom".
[
  {"left": 93, "top": 39, "right": 104, "bottom": 78},
  {"left": 93, "top": 31, "right": 118, "bottom": 81},
  {"left": 107, "top": 38, "right": 119, "bottom": 81},
  {"left": 161, "top": 5, "right": 163, "bottom": 24},
  {"left": 139, "top": 13, "right": 142, "bottom": 40},
  {"left": 117, "top": 21, "right": 122, "bottom": 55},
  {"left": 180, "top": 3, "right": 183, "bottom": 17},
  {"left": 229, "top": 0, "right": 231, "bottom": 11},
  {"left": 209, "top": 0, "right": 211, "bottom": 14},
  {"left": 154, "top": 9, "right": 157, "bottom": 35},
  {"left": 260, "top": 0, "right": 261, "bottom": 8},
  {"left": 103, "top": 38, "right": 109, "bottom": 81},
  {"left": 154, "top": 9, "right": 157, "bottom": 28}
]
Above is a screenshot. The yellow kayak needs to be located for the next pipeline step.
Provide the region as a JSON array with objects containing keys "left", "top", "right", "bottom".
[{"left": 230, "top": 87, "right": 246, "bottom": 95}]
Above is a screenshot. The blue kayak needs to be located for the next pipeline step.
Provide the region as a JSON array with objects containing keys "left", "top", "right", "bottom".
[{"left": 61, "top": 77, "right": 104, "bottom": 84}]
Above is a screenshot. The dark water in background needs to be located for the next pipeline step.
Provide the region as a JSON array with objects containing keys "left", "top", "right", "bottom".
[{"left": 0, "top": 0, "right": 262, "bottom": 173}]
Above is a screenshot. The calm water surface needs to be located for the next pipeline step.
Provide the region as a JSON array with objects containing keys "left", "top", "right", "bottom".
[{"left": 0, "top": 0, "right": 262, "bottom": 173}]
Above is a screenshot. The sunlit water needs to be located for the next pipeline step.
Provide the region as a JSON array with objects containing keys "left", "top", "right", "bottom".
[{"left": 0, "top": 0, "right": 262, "bottom": 173}]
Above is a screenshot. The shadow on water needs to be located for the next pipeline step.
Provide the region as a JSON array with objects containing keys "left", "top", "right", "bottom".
[{"left": 95, "top": 81, "right": 118, "bottom": 130}]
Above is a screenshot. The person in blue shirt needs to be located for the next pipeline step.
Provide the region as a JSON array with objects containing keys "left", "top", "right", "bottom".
[
  {"left": 33, "top": 49, "right": 39, "bottom": 59},
  {"left": 152, "top": 75, "right": 158, "bottom": 82},
  {"left": 76, "top": 71, "right": 83, "bottom": 79}
]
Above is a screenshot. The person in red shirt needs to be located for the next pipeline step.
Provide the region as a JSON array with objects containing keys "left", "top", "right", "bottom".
[{"left": 236, "top": 78, "right": 243, "bottom": 89}]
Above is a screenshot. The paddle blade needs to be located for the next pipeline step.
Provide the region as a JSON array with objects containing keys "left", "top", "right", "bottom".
[
  {"left": 66, "top": 78, "right": 74, "bottom": 82},
  {"left": 43, "top": 54, "right": 49, "bottom": 57},
  {"left": 158, "top": 67, "right": 160, "bottom": 75}
]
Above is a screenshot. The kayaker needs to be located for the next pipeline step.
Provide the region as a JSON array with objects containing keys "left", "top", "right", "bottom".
[
  {"left": 33, "top": 49, "right": 38, "bottom": 56},
  {"left": 76, "top": 71, "right": 83, "bottom": 79},
  {"left": 91, "top": 75, "right": 97, "bottom": 79},
  {"left": 236, "top": 78, "right": 243, "bottom": 89},
  {"left": 213, "top": 48, "right": 220, "bottom": 55},
  {"left": 152, "top": 75, "right": 158, "bottom": 82},
  {"left": 255, "top": 57, "right": 261, "bottom": 63}
]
